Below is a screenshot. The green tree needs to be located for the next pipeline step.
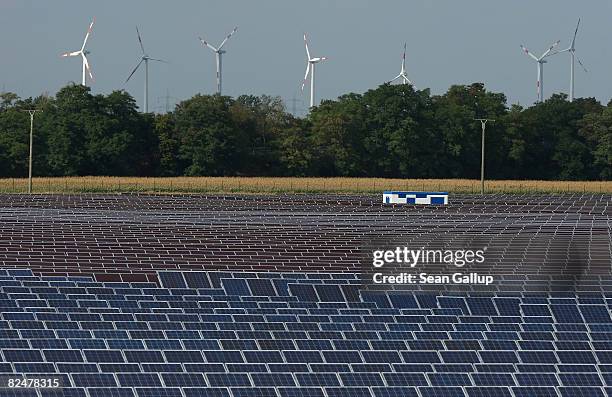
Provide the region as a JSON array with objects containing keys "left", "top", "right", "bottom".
[{"left": 174, "top": 95, "right": 247, "bottom": 176}]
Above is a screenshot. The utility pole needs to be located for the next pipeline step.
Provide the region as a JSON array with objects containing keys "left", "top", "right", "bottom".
[
  {"left": 22, "top": 110, "right": 42, "bottom": 194},
  {"left": 475, "top": 118, "right": 494, "bottom": 195}
]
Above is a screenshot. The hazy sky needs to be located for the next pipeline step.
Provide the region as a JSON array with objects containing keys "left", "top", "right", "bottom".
[{"left": 1, "top": 0, "right": 611, "bottom": 113}]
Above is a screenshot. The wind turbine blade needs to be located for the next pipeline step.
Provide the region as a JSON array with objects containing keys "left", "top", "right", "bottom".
[
  {"left": 198, "top": 37, "right": 218, "bottom": 52},
  {"left": 402, "top": 43, "right": 407, "bottom": 69},
  {"left": 82, "top": 54, "right": 94, "bottom": 81},
  {"left": 125, "top": 58, "right": 144, "bottom": 83},
  {"left": 301, "top": 63, "right": 310, "bottom": 91},
  {"left": 571, "top": 18, "right": 580, "bottom": 49},
  {"left": 81, "top": 17, "right": 95, "bottom": 51},
  {"left": 61, "top": 51, "right": 81, "bottom": 57},
  {"left": 136, "top": 26, "right": 146, "bottom": 55},
  {"left": 576, "top": 56, "right": 588, "bottom": 72},
  {"left": 218, "top": 26, "right": 238, "bottom": 50},
  {"left": 521, "top": 45, "right": 539, "bottom": 61},
  {"left": 541, "top": 40, "right": 560, "bottom": 58},
  {"left": 304, "top": 33, "right": 311, "bottom": 60},
  {"left": 391, "top": 73, "right": 402, "bottom": 82}
]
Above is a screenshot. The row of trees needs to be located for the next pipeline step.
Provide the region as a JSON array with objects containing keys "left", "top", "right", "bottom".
[{"left": 0, "top": 83, "right": 610, "bottom": 180}]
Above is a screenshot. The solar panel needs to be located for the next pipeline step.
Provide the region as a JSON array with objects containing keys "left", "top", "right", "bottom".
[
  {"left": 203, "top": 350, "right": 244, "bottom": 363},
  {"left": 383, "top": 373, "right": 428, "bottom": 386},
  {"left": 71, "top": 373, "right": 118, "bottom": 387},
  {"left": 288, "top": 284, "right": 318, "bottom": 301},
  {"left": 206, "top": 373, "right": 252, "bottom": 387},
  {"left": 88, "top": 388, "right": 136, "bottom": 397},
  {"left": 163, "top": 350, "right": 205, "bottom": 363},
  {"left": 133, "top": 388, "right": 184, "bottom": 397},
  {"left": 295, "top": 373, "right": 340, "bottom": 387},
  {"left": 183, "top": 272, "right": 211, "bottom": 289},
  {"left": 182, "top": 388, "right": 230, "bottom": 397},
  {"left": 314, "top": 285, "right": 345, "bottom": 302},
  {"left": 124, "top": 350, "right": 165, "bottom": 363},
  {"left": 83, "top": 350, "right": 125, "bottom": 363},
  {"left": 2, "top": 349, "right": 43, "bottom": 362},
  {"left": 324, "top": 387, "right": 373, "bottom": 397},
  {"left": 339, "top": 373, "right": 384, "bottom": 386},
  {"left": 222, "top": 279, "right": 251, "bottom": 296},
  {"left": 116, "top": 373, "right": 163, "bottom": 387},
  {"left": 277, "top": 387, "right": 326, "bottom": 397},
  {"left": 158, "top": 272, "right": 187, "bottom": 289},
  {"left": 251, "top": 373, "right": 296, "bottom": 387}
]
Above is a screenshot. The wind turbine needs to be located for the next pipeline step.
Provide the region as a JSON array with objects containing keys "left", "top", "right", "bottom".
[
  {"left": 61, "top": 17, "right": 95, "bottom": 86},
  {"left": 390, "top": 43, "right": 413, "bottom": 85},
  {"left": 559, "top": 18, "right": 588, "bottom": 102},
  {"left": 520, "top": 40, "right": 560, "bottom": 103},
  {"left": 301, "top": 33, "right": 328, "bottom": 108},
  {"left": 125, "top": 26, "right": 168, "bottom": 113},
  {"left": 199, "top": 27, "right": 238, "bottom": 95}
]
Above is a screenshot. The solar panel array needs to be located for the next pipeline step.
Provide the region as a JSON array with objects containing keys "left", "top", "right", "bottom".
[
  {"left": 0, "top": 193, "right": 610, "bottom": 396},
  {"left": 0, "top": 269, "right": 611, "bottom": 396},
  {"left": 0, "top": 194, "right": 610, "bottom": 281}
]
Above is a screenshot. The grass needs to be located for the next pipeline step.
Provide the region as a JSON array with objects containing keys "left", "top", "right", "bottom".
[{"left": 0, "top": 177, "right": 610, "bottom": 194}]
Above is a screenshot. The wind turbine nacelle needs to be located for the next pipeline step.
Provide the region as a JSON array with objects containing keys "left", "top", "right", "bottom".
[{"left": 218, "top": 50, "right": 227, "bottom": 55}]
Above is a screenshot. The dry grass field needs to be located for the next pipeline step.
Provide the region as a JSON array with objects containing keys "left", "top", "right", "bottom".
[{"left": 0, "top": 177, "right": 610, "bottom": 194}]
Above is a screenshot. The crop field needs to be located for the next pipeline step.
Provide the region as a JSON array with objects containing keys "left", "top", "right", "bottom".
[{"left": 0, "top": 176, "right": 610, "bottom": 194}]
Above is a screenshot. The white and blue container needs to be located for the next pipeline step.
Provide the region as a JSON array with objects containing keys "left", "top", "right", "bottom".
[{"left": 383, "top": 191, "right": 448, "bottom": 205}]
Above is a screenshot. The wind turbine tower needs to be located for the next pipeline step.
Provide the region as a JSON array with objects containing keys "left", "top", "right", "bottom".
[
  {"left": 199, "top": 27, "right": 238, "bottom": 95},
  {"left": 125, "top": 26, "right": 168, "bottom": 113},
  {"left": 390, "top": 43, "right": 413, "bottom": 85},
  {"left": 559, "top": 18, "right": 588, "bottom": 102},
  {"left": 301, "top": 33, "right": 328, "bottom": 108},
  {"left": 520, "top": 40, "right": 560, "bottom": 103},
  {"left": 61, "top": 18, "right": 95, "bottom": 86}
]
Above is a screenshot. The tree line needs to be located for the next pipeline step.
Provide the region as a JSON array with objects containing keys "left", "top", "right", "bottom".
[{"left": 0, "top": 83, "right": 610, "bottom": 180}]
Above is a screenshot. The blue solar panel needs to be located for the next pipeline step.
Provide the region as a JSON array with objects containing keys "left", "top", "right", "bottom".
[
  {"left": 383, "top": 373, "right": 428, "bottom": 386},
  {"left": 72, "top": 373, "right": 118, "bottom": 387},
  {"left": 288, "top": 284, "right": 318, "bottom": 301},
  {"left": 182, "top": 272, "right": 211, "bottom": 289},
  {"left": 247, "top": 279, "right": 276, "bottom": 296},
  {"left": 124, "top": 350, "right": 165, "bottom": 363},
  {"left": 222, "top": 279, "right": 251, "bottom": 296},
  {"left": 251, "top": 373, "right": 296, "bottom": 387},
  {"left": 230, "top": 388, "right": 278, "bottom": 397},
  {"left": 83, "top": 350, "right": 125, "bottom": 363},
  {"left": 163, "top": 350, "right": 205, "bottom": 363},
  {"left": 2, "top": 349, "right": 43, "bottom": 362},
  {"left": 117, "top": 373, "right": 163, "bottom": 387},
  {"left": 314, "top": 285, "right": 344, "bottom": 302},
  {"left": 203, "top": 350, "right": 244, "bottom": 363},
  {"left": 183, "top": 388, "right": 230, "bottom": 397},
  {"left": 206, "top": 373, "right": 252, "bottom": 387},
  {"left": 580, "top": 305, "right": 612, "bottom": 323},
  {"left": 158, "top": 272, "right": 187, "bottom": 289},
  {"left": 278, "top": 387, "right": 326, "bottom": 397},
  {"left": 340, "top": 373, "right": 384, "bottom": 386},
  {"left": 133, "top": 388, "right": 183, "bottom": 397},
  {"left": 88, "top": 388, "right": 135, "bottom": 397},
  {"left": 325, "top": 387, "right": 373, "bottom": 397}
]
